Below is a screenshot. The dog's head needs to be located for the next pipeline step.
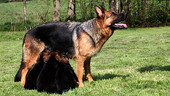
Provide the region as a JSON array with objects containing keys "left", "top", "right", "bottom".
[{"left": 95, "top": 6, "right": 127, "bottom": 30}]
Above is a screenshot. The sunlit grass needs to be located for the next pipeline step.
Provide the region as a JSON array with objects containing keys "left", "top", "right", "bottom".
[{"left": 0, "top": 27, "right": 170, "bottom": 96}]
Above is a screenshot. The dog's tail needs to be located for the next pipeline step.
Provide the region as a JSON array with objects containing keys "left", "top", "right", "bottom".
[
  {"left": 14, "top": 58, "right": 25, "bottom": 82},
  {"left": 14, "top": 34, "right": 27, "bottom": 82}
]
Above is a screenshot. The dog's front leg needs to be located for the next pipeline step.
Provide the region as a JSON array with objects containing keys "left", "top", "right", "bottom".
[
  {"left": 76, "top": 55, "right": 86, "bottom": 87},
  {"left": 84, "top": 57, "right": 93, "bottom": 82}
]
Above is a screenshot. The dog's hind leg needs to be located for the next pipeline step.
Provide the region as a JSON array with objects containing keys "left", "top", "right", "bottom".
[
  {"left": 14, "top": 58, "right": 25, "bottom": 82},
  {"left": 84, "top": 57, "right": 93, "bottom": 82},
  {"left": 20, "top": 34, "right": 45, "bottom": 86}
]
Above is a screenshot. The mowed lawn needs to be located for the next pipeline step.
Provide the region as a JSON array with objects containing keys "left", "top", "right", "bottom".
[{"left": 0, "top": 27, "right": 169, "bottom": 96}]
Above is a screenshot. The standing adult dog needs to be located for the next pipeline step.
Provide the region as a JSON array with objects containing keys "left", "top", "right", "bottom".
[{"left": 15, "top": 6, "right": 127, "bottom": 87}]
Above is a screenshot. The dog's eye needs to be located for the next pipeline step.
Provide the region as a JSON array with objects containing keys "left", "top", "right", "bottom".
[{"left": 106, "top": 15, "right": 110, "bottom": 19}]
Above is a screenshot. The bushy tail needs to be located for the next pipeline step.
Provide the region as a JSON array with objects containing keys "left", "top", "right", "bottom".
[{"left": 14, "top": 58, "right": 25, "bottom": 82}]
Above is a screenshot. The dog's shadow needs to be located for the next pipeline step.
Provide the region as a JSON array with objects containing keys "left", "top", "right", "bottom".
[
  {"left": 82, "top": 65, "right": 169, "bottom": 81},
  {"left": 85, "top": 73, "right": 129, "bottom": 81},
  {"left": 137, "top": 65, "right": 170, "bottom": 73}
]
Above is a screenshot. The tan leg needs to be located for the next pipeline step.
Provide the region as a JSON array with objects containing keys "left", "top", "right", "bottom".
[
  {"left": 84, "top": 57, "right": 93, "bottom": 81},
  {"left": 20, "top": 54, "right": 40, "bottom": 86},
  {"left": 21, "top": 67, "right": 29, "bottom": 86},
  {"left": 76, "top": 55, "right": 86, "bottom": 87}
]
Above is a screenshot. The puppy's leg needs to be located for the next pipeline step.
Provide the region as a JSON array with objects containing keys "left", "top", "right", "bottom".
[{"left": 84, "top": 57, "right": 93, "bottom": 82}]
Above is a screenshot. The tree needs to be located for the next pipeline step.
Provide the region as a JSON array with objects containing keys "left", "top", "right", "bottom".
[
  {"left": 90, "top": 0, "right": 94, "bottom": 17},
  {"left": 109, "top": 0, "right": 119, "bottom": 12},
  {"left": 166, "top": 0, "right": 169, "bottom": 11},
  {"left": 101, "top": 0, "right": 104, "bottom": 8},
  {"left": 120, "top": 0, "right": 129, "bottom": 13},
  {"left": 23, "top": 0, "right": 26, "bottom": 24},
  {"left": 67, "top": 0, "right": 75, "bottom": 21},
  {"left": 53, "top": 0, "right": 60, "bottom": 21}
]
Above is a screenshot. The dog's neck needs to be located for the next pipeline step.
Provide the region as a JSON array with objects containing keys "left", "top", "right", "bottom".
[
  {"left": 79, "top": 18, "right": 113, "bottom": 52},
  {"left": 81, "top": 18, "right": 113, "bottom": 42}
]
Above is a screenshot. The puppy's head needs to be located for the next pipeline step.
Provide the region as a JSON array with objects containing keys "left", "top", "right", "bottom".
[{"left": 44, "top": 51, "right": 69, "bottom": 64}]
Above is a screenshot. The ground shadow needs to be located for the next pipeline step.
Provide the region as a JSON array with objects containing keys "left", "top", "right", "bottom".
[
  {"left": 137, "top": 65, "right": 170, "bottom": 73},
  {"left": 84, "top": 73, "right": 129, "bottom": 81}
]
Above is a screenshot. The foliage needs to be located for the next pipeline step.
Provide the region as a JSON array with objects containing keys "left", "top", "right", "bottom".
[
  {"left": 0, "top": 0, "right": 169, "bottom": 31},
  {"left": 128, "top": 0, "right": 170, "bottom": 27},
  {"left": 0, "top": 27, "right": 170, "bottom": 95}
]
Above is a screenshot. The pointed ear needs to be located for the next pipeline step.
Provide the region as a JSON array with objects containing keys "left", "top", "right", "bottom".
[
  {"left": 95, "top": 5, "right": 103, "bottom": 18},
  {"left": 101, "top": 5, "right": 105, "bottom": 12},
  {"left": 43, "top": 54, "right": 50, "bottom": 62}
]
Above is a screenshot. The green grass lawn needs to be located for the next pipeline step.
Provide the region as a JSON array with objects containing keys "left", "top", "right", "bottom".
[{"left": 0, "top": 27, "right": 170, "bottom": 96}]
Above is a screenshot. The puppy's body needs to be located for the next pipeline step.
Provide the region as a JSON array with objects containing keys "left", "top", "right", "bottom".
[
  {"left": 24, "top": 50, "right": 50, "bottom": 89},
  {"left": 36, "top": 52, "right": 78, "bottom": 94},
  {"left": 24, "top": 51, "right": 78, "bottom": 94},
  {"left": 24, "top": 56, "right": 44, "bottom": 89}
]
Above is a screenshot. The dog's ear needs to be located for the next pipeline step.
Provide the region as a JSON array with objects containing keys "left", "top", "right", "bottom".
[
  {"left": 95, "top": 5, "right": 103, "bottom": 18},
  {"left": 55, "top": 52, "right": 61, "bottom": 62},
  {"left": 100, "top": 5, "right": 105, "bottom": 13}
]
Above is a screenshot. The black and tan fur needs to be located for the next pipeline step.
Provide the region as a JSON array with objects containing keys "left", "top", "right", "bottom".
[
  {"left": 15, "top": 6, "right": 127, "bottom": 87},
  {"left": 24, "top": 50, "right": 78, "bottom": 94}
]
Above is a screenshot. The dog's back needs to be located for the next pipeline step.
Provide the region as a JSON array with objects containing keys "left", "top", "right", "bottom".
[{"left": 27, "top": 22, "right": 81, "bottom": 54}]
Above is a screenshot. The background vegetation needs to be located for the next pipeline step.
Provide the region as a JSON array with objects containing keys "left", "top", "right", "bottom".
[
  {"left": 0, "top": 0, "right": 170, "bottom": 95},
  {"left": 0, "top": 0, "right": 170, "bottom": 31},
  {"left": 0, "top": 27, "right": 170, "bottom": 95}
]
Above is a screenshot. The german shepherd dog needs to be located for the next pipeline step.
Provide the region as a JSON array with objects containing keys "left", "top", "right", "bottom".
[
  {"left": 24, "top": 50, "right": 78, "bottom": 94},
  {"left": 15, "top": 6, "right": 127, "bottom": 87}
]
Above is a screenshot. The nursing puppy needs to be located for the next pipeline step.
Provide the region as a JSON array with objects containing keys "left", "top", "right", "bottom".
[
  {"left": 24, "top": 51, "right": 78, "bottom": 94},
  {"left": 36, "top": 51, "right": 78, "bottom": 94},
  {"left": 24, "top": 50, "right": 50, "bottom": 89}
]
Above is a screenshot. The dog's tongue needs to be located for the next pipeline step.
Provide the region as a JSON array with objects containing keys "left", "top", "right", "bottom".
[{"left": 115, "top": 23, "right": 127, "bottom": 28}]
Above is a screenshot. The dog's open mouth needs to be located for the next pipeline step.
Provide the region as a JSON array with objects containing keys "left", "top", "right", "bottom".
[{"left": 113, "top": 23, "right": 127, "bottom": 29}]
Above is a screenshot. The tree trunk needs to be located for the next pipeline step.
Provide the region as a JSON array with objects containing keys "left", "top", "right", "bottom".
[
  {"left": 166, "top": 0, "right": 169, "bottom": 11},
  {"left": 109, "top": 0, "right": 115, "bottom": 11},
  {"left": 120, "top": 0, "right": 123, "bottom": 12},
  {"left": 115, "top": 0, "right": 119, "bottom": 12},
  {"left": 126, "top": 0, "right": 131, "bottom": 25},
  {"left": 53, "top": 0, "right": 60, "bottom": 21},
  {"left": 102, "top": 0, "right": 104, "bottom": 8},
  {"left": 90, "top": 0, "right": 93, "bottom": 17},
  {"left": 120, "top": 0, "right": 129, "bottom": 13},
  {"left": 67, "top": 0, "right": 75, "bottom": 21},
  {"left": 23, "top": 0, "right": 26, "bottom": 24},
  {"left": 109, "top": 0, "right": 119, "bottom": 12}
]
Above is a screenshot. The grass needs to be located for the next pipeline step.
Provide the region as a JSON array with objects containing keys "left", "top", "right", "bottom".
[{"left": 0, "top": 27, "right": 170, "bottom": 96}]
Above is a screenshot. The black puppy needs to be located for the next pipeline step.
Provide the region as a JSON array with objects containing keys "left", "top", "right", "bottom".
[
  {"left": 24, "top": 50, "right": 50, "bottom": 89},
  {"left": 25, "top": 51, "right": 78, "bottom": 94},
  {"left": 36, "top": 51, "right": 78, "bottom": 94}
]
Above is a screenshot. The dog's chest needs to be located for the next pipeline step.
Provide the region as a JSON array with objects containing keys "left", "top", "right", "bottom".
[{"left": 74, "top": 32, "right": 107, "bottom": 57}]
